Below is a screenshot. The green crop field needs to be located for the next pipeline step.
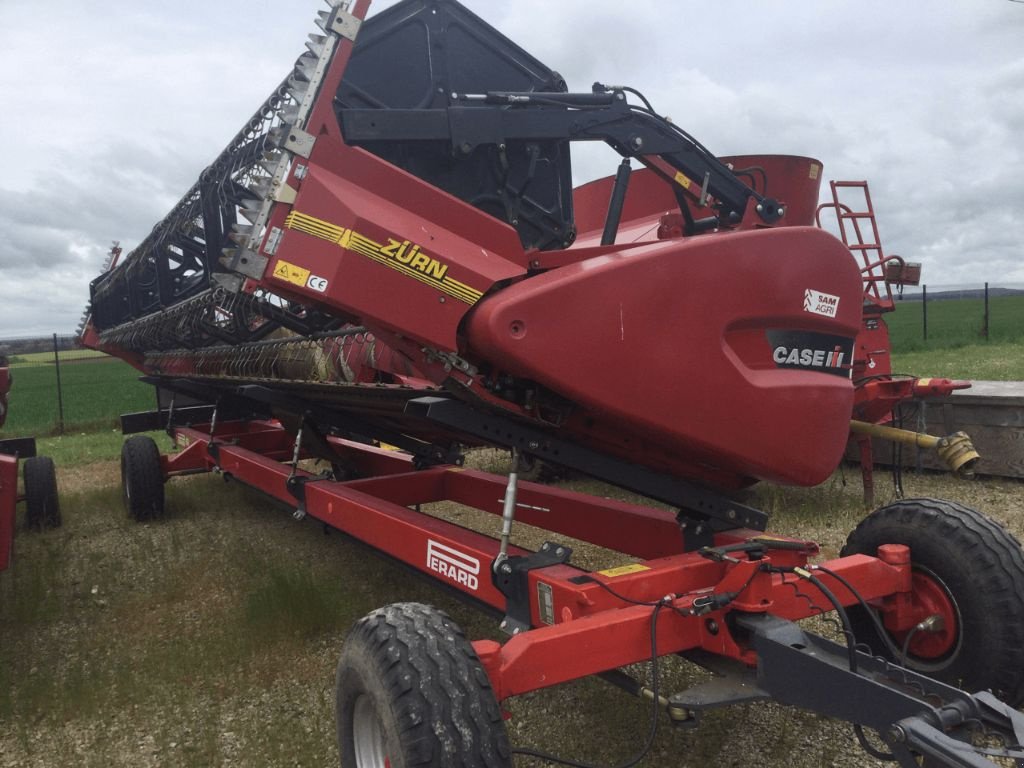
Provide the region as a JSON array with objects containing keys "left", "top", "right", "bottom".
[
  {"left": 885, "top": 294, "right": 1024, "bottom": 352},
  {"left": 3, "top": 358, "right": 155, "bottom": 437},
  {"left": 7, "top": 349, "right": 108, "bottom": 366}
]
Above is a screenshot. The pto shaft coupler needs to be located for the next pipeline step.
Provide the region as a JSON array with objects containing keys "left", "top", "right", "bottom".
[{"left": 849, "top": 420, "right": 980, "bottom": 476}]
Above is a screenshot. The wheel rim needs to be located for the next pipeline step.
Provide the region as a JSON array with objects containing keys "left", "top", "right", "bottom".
[
  {"left": 352, "top": 694, "right": 390, "bottom": 768},
  {"left": 893, "top": 565, "right": 962, "bottom": 666}
]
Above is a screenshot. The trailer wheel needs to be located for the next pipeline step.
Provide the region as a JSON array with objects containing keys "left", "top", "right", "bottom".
[
  {"left": 23, "top": 456, "right": 60, "bottom": 530},
  {"left": 121, "top": 435, "right": 164, "bottom": 521},
  {"left": 841, "top": 498, "right": 1024, "bottom": 706},
  {"left": 335, "top": 602, "right": 511, "bottom": 768}
]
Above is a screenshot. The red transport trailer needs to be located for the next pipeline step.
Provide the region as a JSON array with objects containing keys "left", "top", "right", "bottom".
[
  {"left": 83, "top": 1, "right": 1024, "bottom": 765},
  {"left": 0, "top": 356, "right": 60, "bottom": 574}
]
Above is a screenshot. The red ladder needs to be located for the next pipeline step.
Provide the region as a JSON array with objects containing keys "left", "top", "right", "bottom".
[{"left": 815, "top": 180, "right": 895, "bottom": 312}]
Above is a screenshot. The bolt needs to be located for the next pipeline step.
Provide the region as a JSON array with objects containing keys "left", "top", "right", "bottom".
[
  {"left": 556, "top": 547, "right": 565, "bottom": 557},
  {"left": 512, "top": 627, "right": 521, "bottom": 635},
  {"left": 528, "top": 440, "right": 539, "bottom": 450},
  {"left": 705, "top": 619, "right": 719, "bottom": 635},
  {"left": 542, "top": 543, "right": 550, "bottom": 551},
  {"left": 501, "top": 563, "right": 512, "bottom": 574},
  {"left": 777, "top": 206, "right": 786, "bottom": 217},
  {"left": 756, "top": 203, "right": 764, "bottom": 213},
  {"left": 887, "top": 725, "right": 906, "bottom": 744},
  {"left": 727, "top": 509, "right": 737, "bottom": 520},
  {"left": 500, "top": 620, "right": 507, "bottom": 629},
  {"left": 438, "top": 296, "right": 446, "bottom": 303}
]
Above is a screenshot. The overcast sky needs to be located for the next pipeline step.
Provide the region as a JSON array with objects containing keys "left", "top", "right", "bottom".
[{"left": 1, "top": 0, "right": 1021, "bottom": 337}]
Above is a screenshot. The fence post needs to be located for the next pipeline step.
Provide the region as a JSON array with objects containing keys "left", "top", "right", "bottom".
[
  {"left": 984, "top": 282, "right": 989, "bottom": 341},
  {"left": 922, "top": 285, "right": 928, "bottom": 341},
  {"left": 52, "top": 333, "right": 65, "bottom": 435}
]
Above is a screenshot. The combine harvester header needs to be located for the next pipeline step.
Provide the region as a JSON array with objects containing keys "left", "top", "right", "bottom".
[{"left": 83, "top": 2, "right": 1024, "bottom": 765}]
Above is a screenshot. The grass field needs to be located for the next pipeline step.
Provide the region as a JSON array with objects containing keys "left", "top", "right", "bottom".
[
  {"left": 3, "top": 358, "right": 156, "bottom": 437},
  {"left": 7, "top": 349, "right": 108, "bottom": 366},
  {"left": 885, "top": 294, "right": 1024, "bottom": 352},
  {"left": 1, "top": 441, "right": 1022, "bottom": 767}
]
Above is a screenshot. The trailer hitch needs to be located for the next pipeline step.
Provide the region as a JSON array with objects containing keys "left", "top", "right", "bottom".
[{"left": 671, "top": 614, "right": 1024, "bottom": 767}]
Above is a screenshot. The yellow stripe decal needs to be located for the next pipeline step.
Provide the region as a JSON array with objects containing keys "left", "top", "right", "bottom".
[{"left": 283, "top": 211, "right": 483, "bottom": 304}]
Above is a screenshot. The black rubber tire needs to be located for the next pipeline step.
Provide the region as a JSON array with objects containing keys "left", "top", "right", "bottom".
[
  {"left": 841, "top": 497, "right": 1024, "bottom": 706},
  {"left": 335, "top": 602, "right": 511, "bottom": 768},
  {"left": 23, "top": 456, "right": 60, "bottom": 530},
  {"left": 121, "top": 435, "right": 165, "bottom": 521}
]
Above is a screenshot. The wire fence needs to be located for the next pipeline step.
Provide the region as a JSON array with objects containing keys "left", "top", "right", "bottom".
[
  {"left": 885, "top": 283, "right": 1024, "bottom": 351},
  {"left": 0, "top": 334, "right": 156, "bottom": 437}
]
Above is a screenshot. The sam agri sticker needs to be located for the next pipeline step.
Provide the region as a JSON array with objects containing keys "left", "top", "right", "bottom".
[{"left": 803, "top": 288, "right": 840, "bottom": 318}]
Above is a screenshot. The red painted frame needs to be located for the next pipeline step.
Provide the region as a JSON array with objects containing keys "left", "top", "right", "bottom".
[
  {"left": 162, "top": 418, "right": 922, "bottom": 703},
  {"left": 0, "top": 453, "right": 17, "bottom": 572}
]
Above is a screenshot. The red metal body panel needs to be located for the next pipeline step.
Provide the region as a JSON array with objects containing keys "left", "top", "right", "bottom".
[
  {"left": 0, "top": 453, "right": 16, "bottom": 572},
  {"left": 261, "top": 138, "right": 527, "bottom": 353},
  {"left": 467, "top": 226, "right": 863, "bottom": 486}
]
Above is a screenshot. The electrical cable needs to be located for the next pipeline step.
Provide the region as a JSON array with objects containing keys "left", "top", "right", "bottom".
[
  {"left": 810, "top": 565, "right": 906, "bottom": 661},
  {"left": 509, "top": 565, "right": 766, "bottom": 767},
  {"left": 509, "top": 599, "right": 668, "bottom": 768}
]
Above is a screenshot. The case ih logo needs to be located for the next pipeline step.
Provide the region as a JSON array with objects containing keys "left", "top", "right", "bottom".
[
  {"left": 427, "top": 539, "right": 480, "bottom": 591},
  {"left": 766, "top": 330, "right": 854, "bottom": 379}
]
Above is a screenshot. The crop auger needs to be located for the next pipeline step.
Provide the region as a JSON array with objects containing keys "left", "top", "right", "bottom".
[{"left": 83, "top": 2, "right": 1024, "bottom": 765}]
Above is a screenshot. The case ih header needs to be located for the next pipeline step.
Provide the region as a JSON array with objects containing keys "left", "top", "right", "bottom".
[{"left": 83, "top": 1, "right": 1024, "bottom": 765}]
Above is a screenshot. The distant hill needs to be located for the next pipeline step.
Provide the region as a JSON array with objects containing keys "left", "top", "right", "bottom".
[{"left": 895, "top": 287, "right": 1024, "bottom": 302}]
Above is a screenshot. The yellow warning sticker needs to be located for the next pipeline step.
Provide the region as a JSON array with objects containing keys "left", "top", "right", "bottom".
[
  {"left": 917, "top": 377, "right": 931, "bottom": 387},
  {"left": 809, "top": 163, "right": 820, "bottom": 180},
  {"left": 596, "top": 563, "right": 650, "bottom": 578},
  {"left": 673, "top": 171, "right": 692, "bottom": 190},
  {"left": 272, "top": 259, "right": 311, "bottom": 288}
]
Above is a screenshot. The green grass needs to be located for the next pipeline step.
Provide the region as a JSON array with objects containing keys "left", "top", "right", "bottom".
[
  {"left": 37, "top": 429, "right": 169, "bottom": 467},
  {"left": 886, "top": 294, "right": 1024, "bottom": 352},
  {"left": 3, "top": 358, "right": 155, "bottom": 437},
  {"left": 891, "top": 342, "right": 1024, "bottom": 381},
  {"left": 8, "top": 349, "right": 108, "bottom": 366}
]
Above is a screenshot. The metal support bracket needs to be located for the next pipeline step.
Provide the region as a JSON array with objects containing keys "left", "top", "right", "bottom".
[
  {"left": 493, "top": 541, "right": 572, "bottom": 636},
  {"left": 405, "top": 396, "right": 767, "bottom": 532},
  {"left": 328, "top": 7, "right": 362, "bottom": 41},
  {"left": 279, "top": 125, "right": 316, "bottom": 159},
  {"left": 220, "top": 247, "right": 268, "bottom": 280}
]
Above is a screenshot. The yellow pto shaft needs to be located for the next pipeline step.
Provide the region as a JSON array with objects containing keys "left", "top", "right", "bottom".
[{"left": 849, "top": 420, "right": 980, "bottom": 477}]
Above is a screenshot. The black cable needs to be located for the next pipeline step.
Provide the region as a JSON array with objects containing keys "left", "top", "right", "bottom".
[
  {"left": 510, "top": 600, "right": 668, "bottom": 768},
  {"left": 854, "top": 724, "right": 899, "bottom": 762},
  {"left": 619, "top": 85, "right": 654, "bottom": 113},
  {"left": 810, "top": 565, "right": 906, "bottom": 660},
  {"left": 900, "top": 626, "right": 922, "bottom": 667},
  {"left": 510, "top": 565, "right": 767, "bottom": 767},
  {"left": 796, "top": 566, "right": 900, "bottom": 762}
]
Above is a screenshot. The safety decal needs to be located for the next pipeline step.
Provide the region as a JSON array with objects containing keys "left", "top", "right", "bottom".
[
  {"left": 803, "top": 288, "right": 840, "bottom": 318},
  {"left": 673, "top": 171, "right": 693, "bottom": 190},
  {"left": 272, "top": 259, "right": 311, "bottom": 288},
  {"left": 283, "top": 210, "right": 483, "bottom": 305},
  {"left": 596, "top": 563, "right": 650, "bottom": 578}
]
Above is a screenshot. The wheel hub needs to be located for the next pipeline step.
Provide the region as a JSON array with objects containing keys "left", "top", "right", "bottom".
[
  {"left": 352, "top": 694, "right": 390, "bottom": 768},
  {"left": 895, "top": 567, "right": 961, "bottom": 661}
]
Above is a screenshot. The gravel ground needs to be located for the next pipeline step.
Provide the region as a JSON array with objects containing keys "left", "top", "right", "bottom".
[{"left": 1, "top": 447, "right": 1022, "bottom": 767}]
